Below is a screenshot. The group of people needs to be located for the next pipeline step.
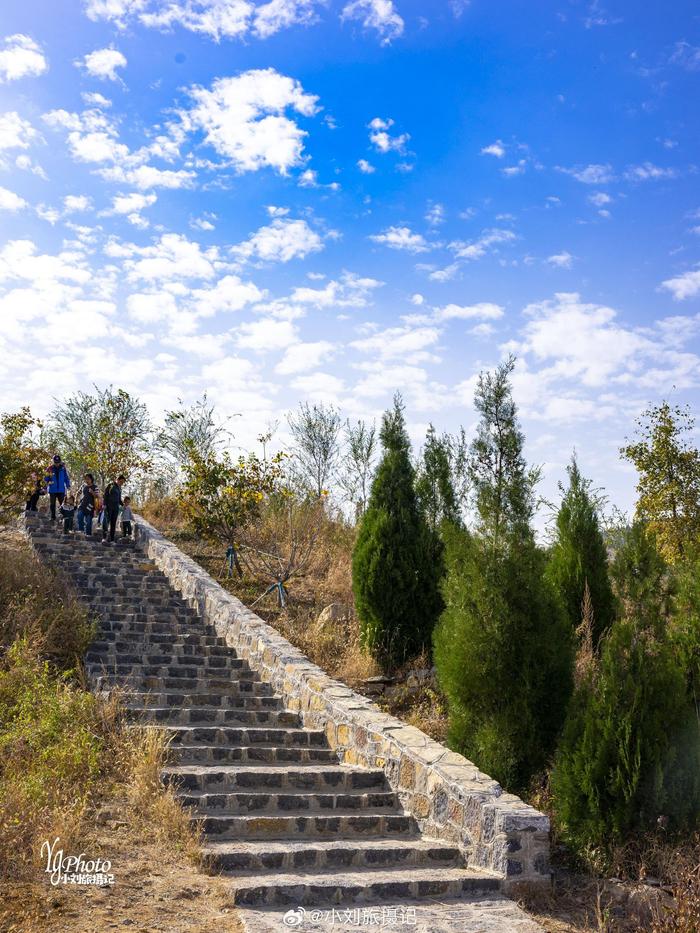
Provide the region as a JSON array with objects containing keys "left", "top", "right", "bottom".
[{"left": 25, "top": 454, "right": 134, "bottom": 545}]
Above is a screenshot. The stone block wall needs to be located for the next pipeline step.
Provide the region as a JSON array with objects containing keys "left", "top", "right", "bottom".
[{"left": 133, "top": 516, "right": 550, "bottom": 891}]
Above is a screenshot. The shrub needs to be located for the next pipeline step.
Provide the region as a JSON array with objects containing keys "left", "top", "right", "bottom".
[
  {"left": 546, "top": 455, "right": 616, "bottom": 647},
  {"left": 435, "top": 523, "right": 572, "bottom": 792},
  {"left": 434, "top": 358, "right": 573, "bottom": 793},
  {"left": 352, "top": 395, "right": 443, "bottom": 668},
  {"left": 551, "top": 526, "right": 700, "bottom": 857}
]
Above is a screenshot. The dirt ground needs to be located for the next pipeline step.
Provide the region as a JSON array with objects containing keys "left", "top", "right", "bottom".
[{"left": 0, "top": 817, "right": 242, "bottom": 933}]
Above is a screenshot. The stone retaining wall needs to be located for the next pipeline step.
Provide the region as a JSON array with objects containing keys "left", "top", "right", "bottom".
[{"left": 133, "top": 516, "right": 550, "bottom": 891}]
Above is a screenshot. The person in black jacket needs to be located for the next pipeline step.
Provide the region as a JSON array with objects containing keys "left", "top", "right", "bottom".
[
  {"left": 101, "top": 475, "right": 125, "bottom": 544},
  {"left": 77, "top": 473, "right": 98, "bottom": 536}
]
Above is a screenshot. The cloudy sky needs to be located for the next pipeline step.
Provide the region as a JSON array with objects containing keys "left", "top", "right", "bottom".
[{"left": 0, "top": 0, "right": 699, "bottom": 517}]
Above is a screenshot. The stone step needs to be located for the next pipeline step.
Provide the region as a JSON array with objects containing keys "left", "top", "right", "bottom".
[
  {"left": 99, "top": 618, "right": 203, "bottom": 632},
  {"left": 86, "top": 662, "right": 256, "bottom": 680},
  {"left": 225, "top": 866, "right": 500, "bottom": 907},
  {"left": 194, "top": 811, "right": 415, "bottom": 841},
  {"left": 86, "top": 647, "right": 243, "bottom": 666},
  {"left": 126, "top": 706, "right": 299, "bottom": 727},
  {"left": 202, "top": 838, "right": 463, "bottom": 874},
  {"left": 168, "top": 745, "right": 340, "bottom": 765},
  {"left": 90, "top": 674, "right": 275, "bottom": 695},
  {"left": 178, "top": 789, "right": 399, "bottom": 814},
  {"left": 92, "top": 631, "right": 226, "bottom": 648},
  {"left": 105, "top": 690, "right": 281, "bottom": 708},
  {"left": 89, "top": 640, "right": 232, "bottom": 658},
  {"left": 162, "top": 764, "right": 387, "bottom": 794},
  {"left": 156, "top": 724, "right": 327, "bottom": 748}
]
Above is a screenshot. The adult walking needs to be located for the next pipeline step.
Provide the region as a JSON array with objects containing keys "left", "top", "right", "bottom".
[
  {"left": 76, "top": 473, "right": 98, "bottom": 536},
  {"left": 102, "top": 475, "right": 125, "bottom": 544},
  {"left": 45, "top": 454, "right": 71, "bottom": 522}
]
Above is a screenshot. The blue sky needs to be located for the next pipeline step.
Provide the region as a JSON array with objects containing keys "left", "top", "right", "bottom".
[{"left": 0, "top": 0, "right": 699, "bottom": 521}]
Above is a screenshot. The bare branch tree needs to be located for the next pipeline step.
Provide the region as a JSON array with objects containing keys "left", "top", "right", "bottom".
[
  {"left": 339, "top": 418, "right": 377, "bottom": 519},
  {"left": 241, "top": 496, "right": 323, "bottom": 607},
  {"left": 286, "top": 402, "right": 341, "bottom": 499}
]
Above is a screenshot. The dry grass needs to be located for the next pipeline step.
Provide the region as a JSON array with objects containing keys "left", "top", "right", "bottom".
[{"left": 0, "top": 535, "right": 211, "bottom": 931}]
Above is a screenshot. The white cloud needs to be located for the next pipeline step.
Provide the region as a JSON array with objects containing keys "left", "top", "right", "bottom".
[
  {"left": 357, "top": 158, "right": 375, "bottom": 173},
  {"left": 0, "top": 35, "right": 47, "bottom": 83},
  {"left": 78, "top": 47, "right": 127, "bottom": 81},
  {"left": 370, "top": 225, "right": 429, "bottom": 253},
  {"left": 191, "top": 275, "right": 264, "bottom": 315},
  {"left": 624, "top": 162, "right": 677, "bottom": 182},
  {"left": 368, "top": 116, "right": 409, "bottom": 153},
  {"left": 341, "top": 0, "right": 404, "bottom": 45},
  {"left": 118, "top": 233, "right": 221, "bottom": 282},
  {"left": 87, "top": 0, "right": 324, "bottom": 41},
  {"left": 558, "top": 163, "right": 614, "bottom": 184},
  {"left": 63, "top": 195, "right": 92, "bottom": 213},
  {"left": 352, "top": 324, "right": 440, "bottom": 361},
  {"left": 253, "top": 0, "right": 322, "bottom": 39},
  {"left": 0, "top": 186, "right": 27, "bottom": 211},
  {"left": 276, "top": 339, "right": 335, "bottom": 374},
  {"left": 182, "top": 68, "right": 319, "bottom": 174},
  {"left": 434, "top": 302, "right": 504, "bottom": 321},
  {"left": 82, "top": 91, "right": 112, "bottom": 108},
  {"left": 190, "top": 214, "right": 216, "bottom": 231},
  {"left": 106, "top": 192, "right": 157, "bottom": 214},
  {"left": 669, "top": 41, "right": 700, "bottom": 72},
  {"left": 233, "top": 218, "right": 324, "bottom": 263},
  {"left": 660, "top": 268, "right": 700, "bottom": 301},
  {"left": 450, "top": 227, "right": 516, "bottom": 261},
  {"left": 425, "top": 203, "right": 445, "bottom": 226},
  {"left": 292, "top": 371, "right": 345, "bottom": 400},
  {"left": 0, "top": 112, "right": 37, "bottom": 151},
  {"left": 105, "top": 165, "right": 196, "bottom": 189},
  {"left": 588, "top": 191, "right": 611, "bottom": 207},
  {"left": 235, "top": 317, "right": 298, "bottom": 351},
  {"left": 286, "top": 271, "right": 382, "bottom": 308},
  {"left": 516, "top": 292, "right": 651, "bottom": 387},
  {"left": 481, "top": 140, "right": 505, "bottom": 158},
  {"left": 547, "top": 251, "right": 574, "bottom": 269}
]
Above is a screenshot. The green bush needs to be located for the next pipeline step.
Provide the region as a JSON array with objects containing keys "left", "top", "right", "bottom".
[
  {"left": 434, "top": 358, "right": 573, "bottom": 793},
  {"left": 435, "top": 523, "right": 573, "bottom": 792},
  {"left": 551, "top": 525, "right": 700, "bottom": 857},
  {"left": 352, "top": 396, "right": 443, "bottom": 668},
  {"left": 545, "top": 456, "right": 615, "bottom": 647}
]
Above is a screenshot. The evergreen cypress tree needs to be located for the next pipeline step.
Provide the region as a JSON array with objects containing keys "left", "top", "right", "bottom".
[
  {"left": 416, "top": 425, "right": 461, "bottom": 530},
  {"left": 546, "top": 455, "right": 616, "bottom": 647},
  {"left": 551, "top": 522, "right": 700, "bottom": 854},
  {"left": 434, "top": 356, "right": 574, "bottom": 792},
  {"left": 352, "top": 395, "right": 444, "bottom": 667}
]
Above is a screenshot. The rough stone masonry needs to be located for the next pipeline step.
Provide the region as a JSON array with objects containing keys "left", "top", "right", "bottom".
[{"left": 132, "top": 516, "right": 551, "bottom": 893}]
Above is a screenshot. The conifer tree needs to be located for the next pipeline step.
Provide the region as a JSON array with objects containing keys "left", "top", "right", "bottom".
[
  {"left": 352, "top": 395, "right": 443, "bottom": 667},
  {"left": 551, "top": 522, "right": 700, "bottom": 854},
  {"left": 434, "top": 356, "right": 573, "bottom": 792},
  {"left": 546, "top": 455, "right": 615, "bottom": 647}
]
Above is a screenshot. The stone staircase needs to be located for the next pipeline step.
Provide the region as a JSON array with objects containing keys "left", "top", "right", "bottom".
[{"left": 25, "top": 512, "right": 502, "bottom": 909}]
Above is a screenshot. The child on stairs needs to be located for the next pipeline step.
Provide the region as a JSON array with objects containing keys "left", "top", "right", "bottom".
[{"left": 59, "top": 494, "right": 77, "bottom": 535}]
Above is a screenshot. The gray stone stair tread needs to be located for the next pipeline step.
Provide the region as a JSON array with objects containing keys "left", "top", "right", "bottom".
[
  {"left": 203, "top": 837, "right": 451, "bottom": 857},
  {"left": 163, "top": 763, "right": 378, "bottom": 775},
  {"left": 228, "top": 866, "right": 499, "bottom": 889},
  {"left": 153, "top": 724, "right": 325, "bottom": 737},
  {"left": 236, "top": 897, "right": 545, "bottom": 933},
  {"left": 194, "top": 806, "right": 406, "bottom": 818}
]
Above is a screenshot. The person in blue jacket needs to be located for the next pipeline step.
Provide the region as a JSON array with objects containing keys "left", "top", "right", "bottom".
[{"left": 45, "top": 454, "right": 71, "bottom": 521}]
